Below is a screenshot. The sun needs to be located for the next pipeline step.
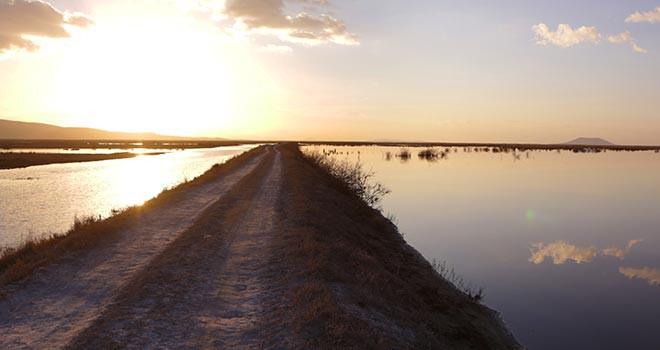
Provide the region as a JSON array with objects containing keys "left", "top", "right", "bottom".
[{"left": 51, "top": 16, "right": 251, "bottom": 137}]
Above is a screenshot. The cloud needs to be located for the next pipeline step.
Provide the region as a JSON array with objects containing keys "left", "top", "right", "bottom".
[
  {"left": 529, "top": 241, "right": 598, "bottom": 264},
  {"left": 189, "top": 0, "right": 357, "bottom": 46},
  {"left": 607, "top": 31, "right": 632, "bottom": 44},
  {"left": 530, "top": 239, "right": 641, "bottom": 264},
  {"left": 631, "top": 42, "right": 648, "bottom": 53},
  {"left": 607, "top": 31, "right": 647, "bottom": 54},
  {"left": 0, "top": 0, "right": 93, "bottom": 53},
  {"left": 532, "top": 23, "right": 600, "bottom": 48},
  {"left": 625, "top": 6, "right": 660, "bottom": 24},
  {"left": 602, "top": 239, "right": 642, "bottom": 259},
  {"left": 619, "top": 267, "right": 660, "bottom": 285},
  {"left": 258, "top": 43, "right": 293, "bottom": 53}
]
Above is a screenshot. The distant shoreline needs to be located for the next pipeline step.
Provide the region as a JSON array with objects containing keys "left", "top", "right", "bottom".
[
  {"left": 0, "top": 139, "right": 256, "bottom": 150},
  {"left": 2, "top": 139, "right": 659, "bottom": 152},
  {"left": 0, "top": 152, "right": 164, "bottom": 170},
  {"left": 301, "top": 141, "right": 660, "bottom": 151}
]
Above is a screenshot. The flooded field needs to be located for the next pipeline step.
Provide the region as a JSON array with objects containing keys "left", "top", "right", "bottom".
[
  {"left": 0, "top": 145, "right": 257, "bottom": 248},
  {"left": 303, "top": 145, "right": 660, "bottom": 350}
]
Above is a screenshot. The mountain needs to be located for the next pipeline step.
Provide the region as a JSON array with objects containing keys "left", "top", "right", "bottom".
[
  {"left": 563, "top": 137, "right": 615, "bottom": 146},
  {"left": 0, "top": 119, "right": 221, "bottom": 140}
]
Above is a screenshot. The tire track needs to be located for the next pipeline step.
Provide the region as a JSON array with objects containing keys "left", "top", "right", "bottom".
[
  {"left": 0, "top": 148, "right": 268, "bottom": 349},
  {"left": 68, "top": 146, "right": 288, "bottom": 349}
]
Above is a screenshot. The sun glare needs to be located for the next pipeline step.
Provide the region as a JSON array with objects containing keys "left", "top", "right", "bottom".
[{"left": 51, "top": 15, "right": 270, "bottom": 137}]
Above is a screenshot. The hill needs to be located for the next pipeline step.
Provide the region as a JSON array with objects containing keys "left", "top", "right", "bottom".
[
  {"left": 0, "top": 119, "right": 220, "bottom": 140},
  {"left": 563, "top": 137, "right": 615, "bottom": 146}
]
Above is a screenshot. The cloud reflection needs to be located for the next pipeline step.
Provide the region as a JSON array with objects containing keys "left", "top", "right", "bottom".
[
  {"left": 529, "top": 241, "right": 598, "bottom": 264},
  {"left": 602, "top": 239, "right": 642, "bottom": 259},
  {"left": 619, "top": 267, "right": 660, "bottom": 286},
  {"left": 529, "top": 239, "right": 641, "bottom": 264}
]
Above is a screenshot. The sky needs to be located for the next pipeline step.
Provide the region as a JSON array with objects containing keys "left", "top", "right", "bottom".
[{"left": 0, "top": 0, "right": 659, "bottom": 144}]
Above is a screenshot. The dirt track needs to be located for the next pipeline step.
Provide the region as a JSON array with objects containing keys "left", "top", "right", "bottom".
[{"left": 0, "top": 144, "right": 521, "bottom": 349}]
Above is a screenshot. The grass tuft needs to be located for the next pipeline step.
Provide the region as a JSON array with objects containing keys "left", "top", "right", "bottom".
[
  {"left": 432, "top": 259, "right": 485, "bottom": 302},
  {"left": 302, "top": 151, "right": 390, "bottom": 208}
]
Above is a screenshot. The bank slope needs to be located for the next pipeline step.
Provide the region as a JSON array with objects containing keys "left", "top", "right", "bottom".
[{"left": 277, "top": 144, "right": 520, "bottom": 349}]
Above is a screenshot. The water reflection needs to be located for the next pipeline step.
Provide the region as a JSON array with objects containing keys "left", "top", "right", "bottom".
[
  {"left": 602, "top": 240, "right": 642, "bottom": 259},
  {"left": 302, "top": 145, "right": 660, "bottom": 349},
  {"left": 619, "top": 267, "right": 660, "bottom": 285},
  {"left": 0, "top": 145, "right": 256, "bottom": 248},
  {"left": 529, "top": 241, "right": 598, "bottom": 264},
  {"left": 529, "top": 239, "right": 641, "bottom": 264}
]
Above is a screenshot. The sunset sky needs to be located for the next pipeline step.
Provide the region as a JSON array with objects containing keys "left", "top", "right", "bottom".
[{"left": 1, "top": 0, "right": 659, "bottom": 144}]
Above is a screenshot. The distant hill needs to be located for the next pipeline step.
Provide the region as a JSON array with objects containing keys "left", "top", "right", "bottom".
[
  {"left": 563, "top": 137, "right": 615, "bottom": 146},
  {"left": 0, "top": 119, "right": 223, "bottom": 140}
]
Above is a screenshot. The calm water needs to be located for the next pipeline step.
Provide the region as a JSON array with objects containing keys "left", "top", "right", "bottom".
[
  {"left": 0, "top": 145, "right": 256, "bottom": 248},
  {"left": 303, "top": 145, "right": 660, "bottom": 350}
]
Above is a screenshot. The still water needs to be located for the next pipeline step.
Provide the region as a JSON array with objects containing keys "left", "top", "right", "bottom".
[
  {"left": 0, "top": 145, "right": 256, "bottom": 248},
  {"left": 304, "top": 145, "right": 660, "bottom": 350}
]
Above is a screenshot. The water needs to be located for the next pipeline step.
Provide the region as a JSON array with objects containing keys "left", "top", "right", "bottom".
[
  {"left": 0, "top": 145, "right": 257, "bottom": 248},
  {"left": 303, "top": 145, "right": 660, "bottom": 350}
]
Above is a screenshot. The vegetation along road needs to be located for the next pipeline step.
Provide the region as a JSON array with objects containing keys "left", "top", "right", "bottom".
[{"left": 0, "top": 144, "right": 520, "bottom": 349}]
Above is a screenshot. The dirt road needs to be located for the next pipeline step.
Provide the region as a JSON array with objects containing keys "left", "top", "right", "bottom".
[
  {"left": 0, "top": 144, "right": 520, "bottom": 349},
  {"left": 0, "top": 147, "right": 272, "bottom": 348}
]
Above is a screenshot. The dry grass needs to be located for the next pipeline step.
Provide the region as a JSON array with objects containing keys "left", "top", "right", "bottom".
[
  {"left": 302, "top": 150, "right": 390, "bottom": 208},
  {"left": 278, "top": 144, "right": 520, "bottom": 349},
  {"left": 0, "top": 146, "right": 265, "bottom": 287},
  {"left": 432, "top": 259, "right": 484, "bottom": 302},
  {"left": 396, "top": 148, "right": 412, "bottom": 161}
]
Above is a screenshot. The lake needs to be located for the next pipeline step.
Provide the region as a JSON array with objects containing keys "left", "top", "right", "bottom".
[
  {"left": 0, "top": 145, "right": 257, "bottom": 248},
  {"left": 303, "top": 145, "right": 660, "bottom": 350}
]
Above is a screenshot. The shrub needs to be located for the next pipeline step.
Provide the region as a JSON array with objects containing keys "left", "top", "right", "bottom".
[
  {"left": 303, "top": 151, "right": 390, "bottom": 208},
  {"left": 418, "top": 148, "right": 439, "bottom": 160},
  {"left": 396, "top": 148, "right": 412, "bottom": 161}
]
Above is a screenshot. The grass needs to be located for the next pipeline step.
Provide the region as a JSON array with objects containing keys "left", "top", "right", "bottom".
[
  {"left": 284, "top": 144, "right": 519, "bottom": 348},
  {"left": 418, "top": 148, "right": 439, "bottom": 160},
  {"left": 417, "top": 148, "right": 450, "bottom": 161},
  {"left": 0, "top": 146, "right": 265, "bottom": 287},
  {"left": 432, "top": 259, "right": 485, "bottom": 302},
  {"left": 396, "top": 148, "right": 412, "bottom": 161},
  {"left": 302, "top": 150, "right": 390, "bottom": 208}
]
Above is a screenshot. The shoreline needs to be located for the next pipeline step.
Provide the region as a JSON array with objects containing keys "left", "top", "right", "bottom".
[
  {"left": 0, "top": 152, "right": 166, "bottom": 170},
  {"left": 0, "top": 144, "right": 521, "bottom": 348},
  {"left": 301, "top": 141, "right": 660, "bottom": 152}
]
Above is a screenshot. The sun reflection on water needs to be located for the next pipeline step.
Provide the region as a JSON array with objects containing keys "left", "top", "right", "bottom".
[{"left": 0, "top": 146, "right": 257, "bottom": 248}]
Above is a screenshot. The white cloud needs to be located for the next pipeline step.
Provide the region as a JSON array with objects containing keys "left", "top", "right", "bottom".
[
  {"left": 632, "top": 42, "right": 648, "bottom": 53},
  {"left": 186, "top": 0, "right": 358, "bottom": 46},
  {"left": 532, "top": 23, "right": 600, "bottom": 48},
  {"left": 0, "top": 0, "right": 94, "bottom": 53},
  {"left": 607, "top": 31, "right": 633, "bottom": 44},
  {"left": 619, "top": 267, "right": 660, "bottom": 285},
  {"left": 258, "top": 43, "right": 293, "bottom": 53},
  {"left": 607, "top": 31, "right": 647, "bottom": 54},
  {"left": 625, "top": 6, "right": 660, "bottom": 24}
]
